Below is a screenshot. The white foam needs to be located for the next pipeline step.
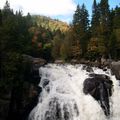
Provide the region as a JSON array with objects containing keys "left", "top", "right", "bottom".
[{"left": 29, "top": 64, "right": 120, "bottom": 120}]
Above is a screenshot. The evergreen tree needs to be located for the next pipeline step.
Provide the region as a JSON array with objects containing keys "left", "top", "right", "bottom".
[
  {"left": 2, "top": 0, "right": 13, "bottom": 20},
  {"left": 113, "top": 6, "right": 120, "bottom": 29},
  {"left": 109, "top": 8, "right": 115, "bottom": 31},
  {"left": 91, "top": 0, "right": 100, "bottom": 36},
  {"left": 96, "top": 0, "right": 111, "bottom": 58},
  {"left": 72, "top": 4, "right": 89, "bottom": 57},
  {"left": 108, "top": 32, "right": 117, "bottom": 59},
  {"left": 72, "top": 4, "right": 81, "bottom": 25},
  {"left": 100, "top": 0, "right": 110, "bottom": 35},
  {"left": 80, "top": 4, "right": 89, "bottom": 32},
  {"left": 73, "top": 4, "right": 89, "bottom": 31},
  {"left": 0, "top": 1, "right": 33, "bottom": 92}
]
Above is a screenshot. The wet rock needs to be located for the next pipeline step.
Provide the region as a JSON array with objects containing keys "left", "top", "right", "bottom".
[
  {"left": 82, "top": 65, "right": 93, "bottom": 72},
  {"left": 89, "top": 73, "right": 110, "bottom": 80},
  {"left": 111, "top": 61, "right": 120, "bottom": 80},
  {"left": 74, "top": 103, "right": 79, "bottom": 117},
  {"left": 43, "top": 97, "right": 78, "bottom": 120},
  {"left": 83, "top": 74, "right": 113, "bottom": 116},
  {"left": 56, "top": 102, "right": 62, "bottom": 119},
  {"left": 42, "top": 79, "right": 49, "bottom": 88},
  {"left": 63, "top": 105, "right": 70, "bottom": 120}
]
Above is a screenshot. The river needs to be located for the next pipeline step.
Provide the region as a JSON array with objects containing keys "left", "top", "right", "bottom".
[{"left": 29, "top": 64, "right": 120, "bottom": 120}]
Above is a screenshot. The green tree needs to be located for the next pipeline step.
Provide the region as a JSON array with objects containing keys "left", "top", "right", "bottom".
[
  {"left": 73, "top": 4, "right": 81, "bottom": 25},
  {"left": 60, "top": 28, "right": 73, "bottom": 60},
  {"left": 0, "top": 0, "right": 33, "bottom": 94},
  {"left": 80, "top": 4, "right": 89, "bottom": 31},
  {"left": 108, "top": 33, "right": 117, "bottom": 59},
  {"left": 91, "top": 0, "right": 100, "bottom": 36},
  {"left": 90, "top": 0, "right": 111, "bottom": 58},
  {"left": 72, "top": 4, "right": 89, "bottom": 57},
  {"left": 100, "top": 0, "right": 110, "bottom": 35},
  {"left": 52, "top": 31, "right": 62, "bottom": 59},
  {"left": 109, "top": 6, "right": 120, "bottom": 59},
  {"left": 113, "top": 6, "right": 120, "bottom": 29},
  {"left": 87, "top": 37, "right": 106, "bottom": 60}
]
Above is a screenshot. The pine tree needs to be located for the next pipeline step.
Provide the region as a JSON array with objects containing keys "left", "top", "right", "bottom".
[
  {"left": 72, "top": 4, "right": 89, "bottom": 57},
  {"left": 73, "top": 4, "right": 89, "bottom": 30},
  {"left": 113, "top": 6, "right": 120, "bottom": 29},
  {"left": 2, "top": 0, "right": 13, "bottom": 19},
  {"left": 91, "top": 0, "right": 100, "bottom": 36},
  {"left": 100, "top": 0, "right": 110, "bottom": 35},
  {"left": 108, "top": 33, "right": 117, "bottom": 59},
  {"left": 80, "top": 4, "right": 89, "bottom": 32},
  {"left": 72, "top": 4, "right": 81, "bottom": 25},
  {"left": 111, "top": 6, "right": 120, "bottom": 59}
]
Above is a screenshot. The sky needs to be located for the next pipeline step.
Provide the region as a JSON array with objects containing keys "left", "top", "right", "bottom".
[{"left": 0, "top": 0, "right": 120, "bottom": 23}]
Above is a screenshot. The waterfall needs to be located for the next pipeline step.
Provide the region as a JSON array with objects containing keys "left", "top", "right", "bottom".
[{"left": 29, "top": 64, "right": 120, "bottom": 120}]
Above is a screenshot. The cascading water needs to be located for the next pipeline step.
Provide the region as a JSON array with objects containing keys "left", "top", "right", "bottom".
[{"left": 29, "top": 64, "right": 120, "bottom": 120}]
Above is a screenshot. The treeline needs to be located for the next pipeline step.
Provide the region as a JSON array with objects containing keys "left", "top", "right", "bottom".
[
  {"left": 0, "top": 1, "right": 32, "bottom": 93},
  {"left": 54, "top": 0, "right": 120, "bottom": 61}
]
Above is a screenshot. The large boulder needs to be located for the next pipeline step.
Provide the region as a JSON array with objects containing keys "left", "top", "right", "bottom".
[
  {"left": 83, "top": 73, "right": 113, "bottom": 116},
  {"left": 111, "top": 61, "right": 120, "bottom": 80}
]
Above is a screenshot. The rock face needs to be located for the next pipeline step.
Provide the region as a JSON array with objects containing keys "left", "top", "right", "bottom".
[
  {"left": 83, "top": 73, "right": 113, "bottom": 116},
  {"left": 23, "top": 54, "right": 47, "bottom": 68},
  {"left": 0, "top": 55, "right": 45, "bottom": 120},
  {"left": 111, "top": 61, "right": 120, "bottom": 80}
]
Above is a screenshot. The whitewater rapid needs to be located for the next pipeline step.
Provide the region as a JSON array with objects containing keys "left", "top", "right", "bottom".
[{"left": 29, "top": 64, "right": 120, "bottom": 120}]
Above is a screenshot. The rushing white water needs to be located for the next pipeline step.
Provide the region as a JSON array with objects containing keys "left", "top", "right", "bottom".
[{"left": 29, "top": 64, "right": 120, "bottom": 120}]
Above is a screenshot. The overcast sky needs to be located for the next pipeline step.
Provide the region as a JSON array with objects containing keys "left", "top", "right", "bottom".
[{"left": 0, "top": 0, "right": 120, "bottom": 23}]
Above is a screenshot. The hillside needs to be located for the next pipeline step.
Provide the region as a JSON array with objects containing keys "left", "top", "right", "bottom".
[{"left": 31, "top": 15, "right": 69, "bottom": 32}]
